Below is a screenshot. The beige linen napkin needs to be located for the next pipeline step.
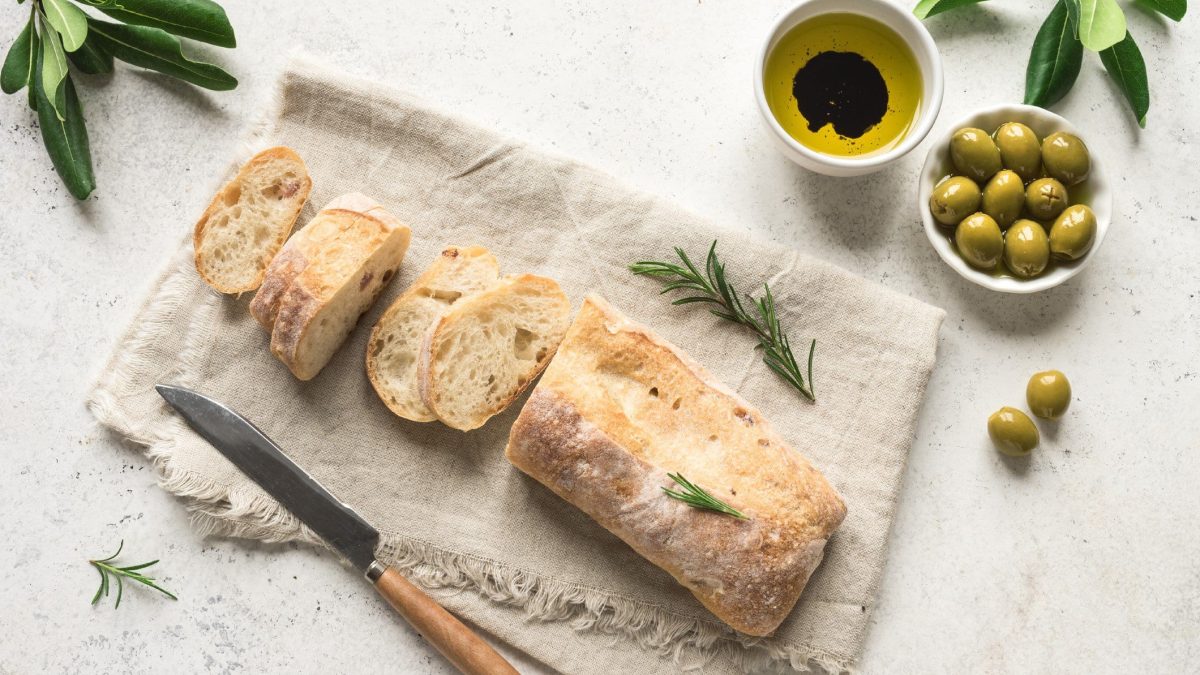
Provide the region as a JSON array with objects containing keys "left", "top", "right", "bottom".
[{"left": 89, "top": 57, "right": 944, "bottom": 673}]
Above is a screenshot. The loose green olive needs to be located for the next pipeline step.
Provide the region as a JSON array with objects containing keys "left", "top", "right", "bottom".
[
  {"left": 982, "top": 170, "right": 1025, "bottom": 229},
  {"left": 1025, "top": 178, "right": 1069, "bottom": 221},
  {"left": 1049, "top": 204, "right": 1097, "bottom": 261},
  {"left": 994, "top": 122, "right": 1041, "bottom": 182},
  {"left": 1004, "top": 220, "right": 1050, "bottom": 278},
  {"left": 930, "top": 176, "right": 982, "bottom": 226},
  {"left": 950, "top": 127, "right": 1003, "bottom": 182},
  {"left": 955, "top": 213, "right": 1004, "bottom": 271},
  {"left": 1026, "top": 370, "right": 1071, "bottom": 420},
  {"left": 988, "top": 406, "right": 1039, "bottom": 456},
  {"left": 1042, "top": 131, "right": 1090, "bottom": 185}
]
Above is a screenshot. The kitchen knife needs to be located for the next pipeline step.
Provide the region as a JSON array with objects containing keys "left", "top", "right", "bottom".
[{"left": 155, "top": 384, "right": 518, "bottom": 675}]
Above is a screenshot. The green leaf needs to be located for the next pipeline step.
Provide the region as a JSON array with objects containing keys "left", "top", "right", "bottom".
[
  {"left": 27, "top": 28, "right": 40, "bottom": 110},
  {"left": 913, "top": 0, "right": 989, "bottom": 19},
  {"left": 32, "top": 37, "right": 95, "bottom": 199},
  {"left": 79, "top": 0, "right": 236, "bottom": 48},
  {"left": 1065, "top": 0, "right": 1081, "bottom": 34},
  {"left": 1139, "top": 0, "right": 1186, "bottom": 20},
  {"left": 41, "top": 0, "right": 89, "bottom": 52},
  {"left": 1074, "top": 0, "right": 1128, "bottom": 51},
  {"left": 68, "top": 35, "right": 114, "bottom": 74},
  {"left": 1025, "top": 0, "right": 1084, "bottom": 108},
  {"left": 1, "top": 13, "right": 36, "bottom": 94},
  {"left": 1100, "top": 31, "right": 1150, "bottom": 127},
  {"left": 85, "top": 19, "right": 237, "bottom": 90},
  {"left": 39, "top": 14, "right": 70, "bottom": 120}
]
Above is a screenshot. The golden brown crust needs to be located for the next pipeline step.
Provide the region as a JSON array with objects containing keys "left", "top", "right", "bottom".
[
  {"left": 193, "top": 146, "right": 312, "bottom": 294},
  {"left": 504, "top": 295, "right": 846, "bottom": 636},
  {"left": 249, "top": 195, "right": 410, "bottom": 381}
]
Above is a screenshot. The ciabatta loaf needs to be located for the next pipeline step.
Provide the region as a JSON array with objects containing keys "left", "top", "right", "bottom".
[
  {"left": 249, "top": 193, "right": 411, "bottom": 380},
  {"left": 504, "top": 295, "right": 846, "bottom": 636},
  {"left": 367, "top": 246, "right": 501, "bottom": 421},
  {"left": 193, "top": 146, "right": 312, "bottom": 294},
  {"left": 418, "top": 274, "right": 570, "bottom": 431}
]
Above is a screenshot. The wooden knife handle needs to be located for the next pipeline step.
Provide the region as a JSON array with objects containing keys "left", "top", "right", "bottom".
[{"left": 370, "top": 564, "right": 518, "bottom": 675}]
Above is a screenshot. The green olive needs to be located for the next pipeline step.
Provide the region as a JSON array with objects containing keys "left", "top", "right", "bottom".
[
  {"left": 1004, "top": 219, "right": 1050, "bottom": 278},
  {"left": 981, "top": 170, "right": 1025, "bottom": 229},
  {"left": 1026, "top": 370, "right": 1071, "bottom": 420},
  {"left": 950, "top": 127, "right": 1003, "bottom": 182},
  {"left": 1049, "top": 204, "right": 1097, "bottom": 261},
  {"left": 1025, "top": 178, "right": 1069, "bottom": 221},
  {"left": 1042, "top": 131, "right": 1090, "bottom": 185},
  {"left": 994, "top": 122, "right": 1041, "bottom": 182},
  {"left": 929, "top": 176, "right": 982, "bottom": 226},
  {"left": 988, "top": 406, "right": 1039, "bottom": 456},
  {"left": 955, "top": 213, "right": 1004, "bottom": 271}
]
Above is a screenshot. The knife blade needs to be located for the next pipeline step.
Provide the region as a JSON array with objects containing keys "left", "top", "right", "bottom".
[
  {"left": 155, "top": 384, "right": 517, "bottom": 675},
  {"left": 155, "top": 385, "right": 379, "bottom": 571}
]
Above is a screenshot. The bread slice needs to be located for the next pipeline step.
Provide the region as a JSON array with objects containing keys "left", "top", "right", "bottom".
[
  {"left": 366, "top": 246, "right": 501, "bottom": 422},
  {"left": 193, "top": 146, "right": 312, "bottom": 294},
  {"left": 249, "top": 193, "right": 411, "bottom": 380},
  {"left": 418, "top": 274, "right": 570, "bottom": 431},
  {"left": 505, "top": 295, "right": 846, "bottom": 636}
]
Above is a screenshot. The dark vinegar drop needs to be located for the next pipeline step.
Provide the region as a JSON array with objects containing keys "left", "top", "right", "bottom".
[{"left": 792, "top": 51, "right": 888, "bottom": 139}]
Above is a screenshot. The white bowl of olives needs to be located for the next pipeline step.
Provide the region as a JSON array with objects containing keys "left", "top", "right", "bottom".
[{"left": 918, "top": 104, "right": 1112, "bottom": 293}]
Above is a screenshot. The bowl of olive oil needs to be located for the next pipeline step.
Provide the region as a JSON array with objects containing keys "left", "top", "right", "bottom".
[{"left": 755, "top": 0, "right": 943, "bottom": 176}]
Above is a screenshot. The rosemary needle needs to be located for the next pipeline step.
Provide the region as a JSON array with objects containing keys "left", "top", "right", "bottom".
[
  {"left": 89, "top": 540, "right": 178, "bottom": 609},
  {"left": 662, "top": 473, "right": 748, "bottom": 519},
  {"left": 631, "top": 241, "right": 816, "bottom": 401}
]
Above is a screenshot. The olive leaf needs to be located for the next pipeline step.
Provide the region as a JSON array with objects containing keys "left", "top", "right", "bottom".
[
  {"left": 32, "top": 37, "right": 95, "bottom": 199},
  {"left": 1071, "top": 0, "right": 1128, "bottom": 51},
  {"left": 1139, "top": 0, "right": 1187, "bottom": 20},
  {"left": 1, "top": 13, "right": 36, "bottom": 95},
  {"left": 26, "top": 25, "right": 39, "bottom": 111},
  {"left": 7, "top": 0, "right": 236, "bottom": 200},
  {"left": 68, "top": 35, "right": 114, "bottom": 75},
  {"left": 42, "top": 0, "right": 90, "bottom": 52},
  {"left": 1100, "top": 31, "right": 1150, "bottom": 127},
  {"left": 39, "top": 13, "right": 70, "bottom": 120},
  {"left": 913, "top": 0, "right": 989, "bottom": 20},
  {"left": 85, "top": 19, "right": 237, "bottom": 90},
  {"left": 1025, "top": 0, "right": 1084, "bottom": 108},
  {"left": 78, "top": 0, "right": 236, "bottom": 48}
]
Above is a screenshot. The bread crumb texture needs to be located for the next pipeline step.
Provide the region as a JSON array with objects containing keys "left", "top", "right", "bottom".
[{"left": 194, "top": 147, "right": 312, "bottom": 293}]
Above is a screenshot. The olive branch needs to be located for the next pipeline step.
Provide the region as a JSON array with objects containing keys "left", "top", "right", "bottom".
[{"left": 2, "top": 0, "right": 238, "bottom": 199}]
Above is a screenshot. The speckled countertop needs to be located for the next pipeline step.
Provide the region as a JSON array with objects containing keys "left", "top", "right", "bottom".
[{"left": 1, "top": 1, "right": 1197, "bottom": 673}]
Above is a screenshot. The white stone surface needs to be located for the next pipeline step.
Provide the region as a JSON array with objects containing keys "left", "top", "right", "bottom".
[{"left": 1, "top": 0, "right": 1197, "bottom": 672}]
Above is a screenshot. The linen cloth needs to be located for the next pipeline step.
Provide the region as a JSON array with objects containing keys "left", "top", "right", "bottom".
[{"left": 89, "top": 57, "right": 944, "bottom": 673}]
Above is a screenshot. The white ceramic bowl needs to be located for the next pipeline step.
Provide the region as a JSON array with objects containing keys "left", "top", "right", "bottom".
[
  {"left": 754, "top": 0, "right": 944, "bottom": 177},
  {"left": 919, "top": 104, "right": 1112, "bottom": 294}
]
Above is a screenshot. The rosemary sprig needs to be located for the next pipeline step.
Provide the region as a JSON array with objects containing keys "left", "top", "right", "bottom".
[
  {"left": 89, "top": 540, "right": 177, "bottom": 608},
  {"left": 662, "top": 473, "right": 748, "bottom": 519},
  {"left": 630, "top": 241, "right": 816, "bottom": 401}
]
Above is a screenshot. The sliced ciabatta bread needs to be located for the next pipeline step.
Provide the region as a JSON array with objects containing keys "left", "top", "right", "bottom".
[
  {"left": 505, "top": 295, "right": 846, "bottom": 636},
  {"left": 250, "top": 193, "right": 402, "bottom": 330},
  {"left": 418, "top": 274, "right": 570, "bottom": 431},
  {"left": 249, "top": 193, "right": 411, "bottom": 380},
  {"left": 193, "top": 146, "right": 312, "bottom": 294},
  {"left": 366, "top": 246, "right": 501, "bottom": 421}
]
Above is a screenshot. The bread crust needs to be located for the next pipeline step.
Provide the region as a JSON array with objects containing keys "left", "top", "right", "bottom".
[
  {"left": 250, "top": 194, "right": 411, "bottom": 380},
  {"left": 193, "top": 146, "right": 312, "bottom": 294},
  {"left": 504, "top": 295, "right": 846, "bottom": 636}
]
